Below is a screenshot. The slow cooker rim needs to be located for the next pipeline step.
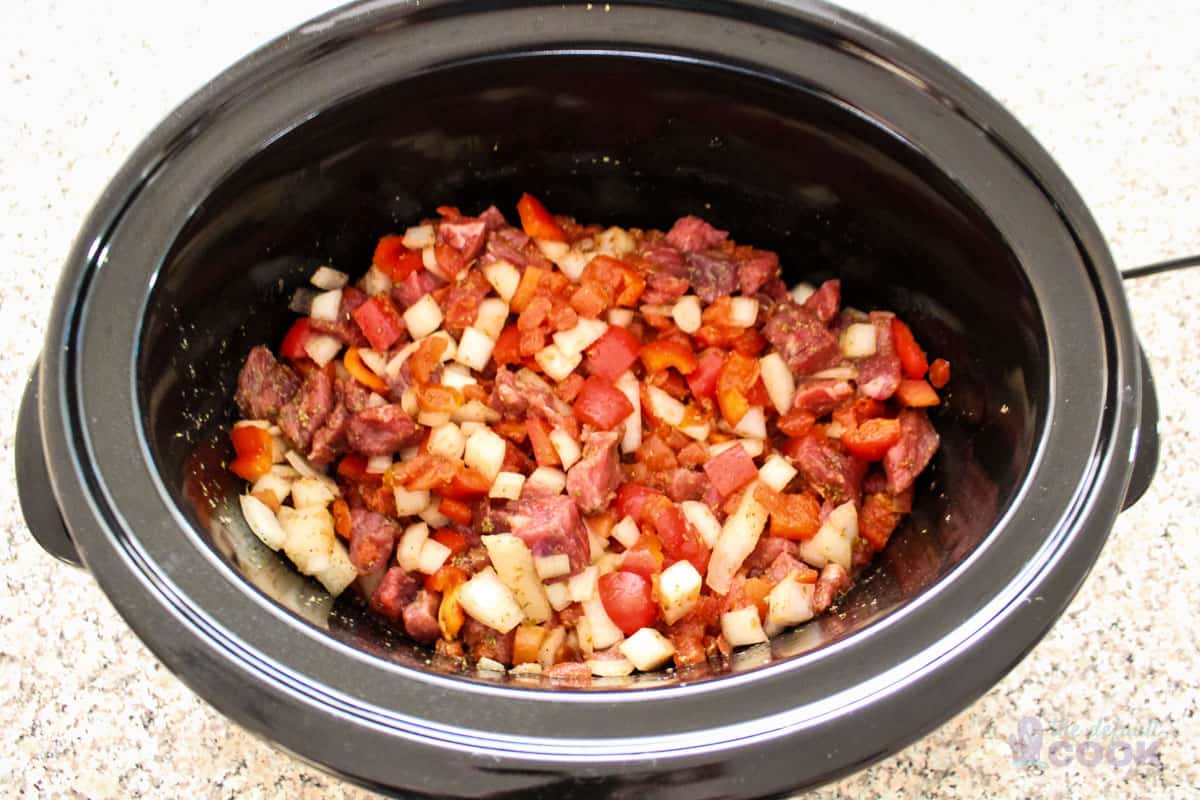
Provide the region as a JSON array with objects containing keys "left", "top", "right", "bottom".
[{"left": 36, "top": 0, "right": 1142, "bottom": 794}]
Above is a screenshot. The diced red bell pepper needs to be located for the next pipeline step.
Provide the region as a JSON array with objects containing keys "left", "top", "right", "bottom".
[
  {"left": 337, "top": 453, "right": 370, "bottom": 482},
  {"left": 928, "top": 358, "right": 951, "bottom": 389},
  {"left": 280, "top": 318, "right": 312, "bottom": 360},
  {"left": 645, "top": 500, "right": 709, "bottom": 574},
  {"left": 703, "top": 443, "right": 759, "bottom": 497},
  {"left": 639, "top": 339, "right": 698, "bottom": 375},
  {"left": 573, "top": 376, "right": 635, "bottom": 430},
  {"left": 777, "top": 408, "right": 816, "bottom": 437},
  {"left": 526, "top": 416, "right": 560, "bottom": 467},
  {"left": 586, "top": 326, "right": 641, "bottom": 382},
  {"left": 493, "top": 324, "right": 523, "bottom": 367},
  {"left": 229, "top": 425, "right": 274, "bottom": 481},
  {"left": 686, "top": 349, "right": 725, "bottom": 400},
  {"left": 424, "top": 563, "right": 469, "bottom": 593},
  {"left": 352, "top": 294, "right": 405, "bottom": 352},
  {"left": 373, "top": 235, "right": 424, "bottom": 281},
  {"left": 895, "top": 379, "right": 940, "bottom": 408},
  {"left": 614, "top": 483, "right": 666, "bottom": 523},
  {"left": 891, "top": 318, "right": 929, "bottom": 380},
  {"left": 516, "top": 193, "right": 566, "bottom": 242},
  {"left": 841, "top": 417, "right": 902, "bottom": 461},
  {"left": 436, "top": 466, "right": 492, "bottom": 501},
  {"left": 858, "top": 493, "right": 903, "bottom": 551},
  {"left": 715, "top": 351, "right": 760, "bottom": 426},
  {"left": 438, "top": 497, "right": 474, "bottom": 526},
  {"left": 432, "top": 528, "right": 468, "bottom": 556}
]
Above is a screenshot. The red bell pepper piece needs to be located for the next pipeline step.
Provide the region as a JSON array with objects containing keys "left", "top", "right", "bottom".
[
  {"left": 516, "top": 193, "right": 566, "bottom": 242},
  {"left": 891, "top": 318, "right": 929, "bottom": 380},
  {"left": 280, "top": 318, "right": 312, "bottom": 360},
  {"left": 895, "top": 379, "right": 940, "bottom": 408},
  {"left": 639, "top": 339, "right": 698, "bottom": 375},
  {"left": 373, "top": 235, "right": 424, "bottom": 281},
  {"left": 841, "top": 417, "right": 902, "bottom": 461},
  {"left": 229, "top": 425, "right": 274, "bottom": 481}
]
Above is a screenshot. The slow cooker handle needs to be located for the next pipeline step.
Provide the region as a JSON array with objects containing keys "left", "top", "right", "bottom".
[
  {"left": 16, "top": 358, "right": 83, "bottom": 568},
  {"left": 1122, "top": 345, "right": 1159, "bottom": 510}
]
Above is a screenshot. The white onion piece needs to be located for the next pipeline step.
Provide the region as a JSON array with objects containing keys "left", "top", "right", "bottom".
[
  {"left": 482, "top": 260, "right": 521, "bottom": 303},
  {"left": 475, "top": 298, "right": 509, "bottom": 340},
  {"left": 607, "top": 308, "right": 635, "bottom": 327},
  {"left": 270, "top": 464, "right": 300, "bottom": 479},
  {"left": 568, "top": 566, "right": 599, "bottom": 603},
  {"left": 728, "top": 297, "right": 759, "bottom": 327},
  {"left": 233, "top": 419, "right": 270, "bottom": 429},
  {"left": 277, "top": 505, "right": 335, "bottom": 575},
  {"left": 610, "top": 515, "right": 640, "bottom": 549},
  {"left": 619, "top": 627, "right": 676, "bottom": 671},
  {"left": 310, "top": 266, "right": 348, "bottom": 290},
  {"left": 680, "top": 501, "right": 722, "bottom": 549},
  {"left": 534, "top": 553, "right": 571, "bottom": 581},
  {"left": 393, "top": 487, "right": 431, "bottom": 517},
  {"left": 658, "top": 561, "right": 702, "bottom": 625},
  {"left": 509, "top": 662, "right": 544, "bottom": 677},
  {"left": 790, "top": 282, "right": 816, "bottom": 304},
  {"left": 544, "top": 583, "right": 572, "bottom": 613},
  {"left": 615, "top": 371, "right": 642, "bottom": 454},
  {"left": 810, "top": 365, "right": 859, "bottom": 380},
  {"left": 251, "top": 472, "right": 292, "bottom": 506},
  {"left": 314, "top": 539, "right": 357, "bottom": 597},
  {"left": 489, "top": 471, "right": 526, "bottom": 500},
  {"left": 441, "top": 364, "right": 477, "bottom": 391},
  {"left": 582, "top": 595, "right": 624, "bottom": 650},
  {"left": 464, "top": 427, "right": 506, "bottom": 482},
  {"left": 239, "top": 494, "right": 286, "bottom": 550},
  {"left": 733, "top": 405, "right": 767, "bottom": 439},
  {"left": 309, "top": 289, "right": 343, "bottom": 322},
  {"left": 552, "top": 318, "right": 608, "bottom": 357},
  {"left": 645, "top": 385, "right": 685, "bottom": 426},
  {"left": 534, "top": 343, "right": 581, "bottom": 382},
  {"left": 672, "top": 295, "right": 702, "bottom": 334},
  {"left": 759, "top": 352, "right": 796, "bottom": 415},
  {"left": 302, "top": 334, "right": 342, "bottom": 367},
  {"left": 482, "top": 534, "right": 551, "bottom": 623},
  {"left": 457, "top": 568, "right": 525, "bottom": 633},
  {"left": 422, "top": 245, "right": 447, "bottom": 278},
  {"left": 397, "top": 522, "right": 430, "bottom": 572},
  {"left": 283, "top": 450, "right": 323, "bottom": 479},
  {"left": 403, "top": 224, "right": 435, "bottom": 249},
  {"left": 536, "top": 239, "right": 570, "bottom": 262},
  {"left": 291, "top": 476, "right": 337, "bottom": 508},
  {"left": 706, "top": 483, "right": 768, "bottom": 594},
  {"left": 758, "top": 454, "right": 798, "bottom": 492},
  {"left": 426, "top": 423, "right": 466, "bottom": 461},
  {"left": 455, "top": 327, "right": 496, "bottom": 371},
  {"left": 549, "top": 429, "right": 581, "bottom": 470},
  {"left": 357, "top": 349, "right": 388, "bottom": 377},
  {"left": 595, "top": 226, "right": 635, "bottom": 257},
  {"left": 452, "top": 400, "right": 500, "bottom": 424},
  {"left": 824, "top": 421, "right": 846, "bottom": 438},
  {"left": 840, "top": 323, "right": 878, "bottom": 358},
  {"left": 417, "top": 538, "right": 452, "bottom": 575},
  {"left": 419, "top": 505, "right": 450, "bottom": 528},
  {"left": 798, "top": 501, "right": 857, "bottom": 571},
  {"left": 556, "top": 249, "right": 590, "bottom": 281},
  {"left": 404, "top": 295, "right": 443, "bottom": 339},
  {"left": 384, "top": 340, "right": 420, "bottom": 378},
  {"left": 588, "top": 655, "right": 636, "bottom": 678},
  {"left": 417, "top": 410, "right": 452, "bottom": 428},
  {"left": 361, "top": 266, "right": 392, "bottom": 296},
  {"left": 767, "top": 573, "right": 817, "bottom": 628},
  {"left": 476, "top": 657, "right": 506, "bottom": 673},
  {"left": 526, "top": 466, "right": 566, "bottom": 496},
  {"left": 721, "top": 606, "right": 768, "bottom": 647}
]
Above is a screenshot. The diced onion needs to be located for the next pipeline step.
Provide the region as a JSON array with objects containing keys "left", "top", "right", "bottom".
[
  {"left": 733, "top": 405, "right": 767, "bottom": 439},
  {"left": 737, "top": 438, "right": 764, "bottom": 458},
  {"left": 824, "top": 421, "right": 846, "bottom": 438},
  {"left": 403, "top": 224, "right": 435, "bottom": 250},
  {"left": 417, "top": 410, "right": 452, "bottom": 428},
  {"left": 489, "top": 471, "right": 526, "bottom": 500},
  {"left": 549, "top": 428, "right": 581, "bottom": 470},
  {"left": 758, "top": 454, "right": 798, "bottom": 492},
  {"left": 610, "top": 515, "right": 640, "bottom": 549},
  {"left": 441, "top": 364, "right": 478, "bottom": 391},
  {"left": 798, "top": 501, "right": 857, "bottom": 571},
  {"left": 457, "top": 568, "right": 525, "bottom": 634},
  {"left": 400, "top": 388, "right": 419, "bottom": 416},
  {"left": 678, "top": 421, "right": 712, "bottom": 442},
  {"left": 840, "top": 323, "right": 878, "bottom": 358},
  {"left": 419, "top": 505, "right": 451, "bottom": 528},
  {"left": 767, "top": 572, "right": 817, "bottom": 628},
  {"left": 658, "top": 561, "right": 702, "bottom": 625},
  {"left": 588, "top": 528, "right": 610, "bottom": 563},
  {"left": 552, "top": 318, "right": 608, "bottom": 357},
  {"left": 810, "top": 365, "right": 859, "bottom": 380},
  {"left": 309, "top": 289, "right": 343, "bottom": 322},
  {"left": 483, "top": 260, "right": 521, "bottom": 303},
  {"left": 476, "top": 657, "right": 507, "bottom": 673},
  {"left": 270, "top": 464, "right": 300, "bottom": 479},
  {"left": 534, "top": 553, "right": 571, "bottom": 581},
  {"left": 251, "top": 472, "right": 292, "bottom": 506},
  {"left": 645, "top": 385, "right": 685, "bottom": 426},
  {"left": 291, "top": 476, "right": 337, "bottom": 508},
  {"left": 393, "top": 487, "right": 431, "bottom": 516},
  {"left": 310, "top": 266, "right": 349, "bottom": 290},
  {"left": 509, "top": 663, "right": 544, "bottom": 677},
  {"left": 619, "top": 627, "right": 676, "bottom": 671},
  {"left": 728, "top": 297, "right": 759, "bottom": 327},
  {"left": 482, "top": 534, "right": 551, "bottom": 623},
  {"left": 760, "top": 352, "right": 796, "bottom": 415},
  {"left": 277, "top": 505, "right": 335, "bottom": 576},
  {"left": 556, "top": 250, "right": 590, "bottom": 282},
  {"left": 417, "top": 538, "right": 452, "bottom": 575},
  {"left": 680, "top": 501, "right": 722, "bottom": 549},
  {"left": 568, "top": 565, "right": 599, "bottom": 603},
  {"left": 426, "top": 423, "right": 466, "bottom": 461},
  {"left": 544, "top": 583, "right": 572, "bottom": 612},
  {"left": 303, "top": 334, "right": 342, "bottom": 367},
  {"left": 526, "top": 466, "right": 567, "bottom": 496},
  {"left": 706, "top": 483, "right": 768, "bottom": 594},
  {"left": 790, "top": 282, "right": 816, "bottom": 304},
  {"left": 474, "top": 298, "right": 509, "bottom": 340},
  {"left": 672, "top": 295, "right": 702, "bottom": 334},
  {"left": 239, "top": 494, "right": 286, "bottom": 550},
  {"left": 452, "top": 326, "right": 493, "bottom": 372},
  {"left": 615, "top": 371, "right": 642, "bottom": 454},
  {"left": 234, "top": 419, "right": 271, "bottom": 430},
  {"left": 721, "top": 606, "right": 768, "bottom": 647},
  {"left": 356, "top": 349, "right": 388, "bottom": 377},
  {"left": 536, "top": 239, "right": 570, "bottom": 262},
  {"left": 608, "top": 308, "right": 634, "bottom": 327},
  {"left": 595, "top": 226, "right": 635, "bottom": 257},
  {"left": 588, "top": 655, "right": 636, "bottom": 677},
  {"left": 284, "top": 450, "right": 323, "bottom": 479},
  {"left": 421, "top": 246, "right": 441, "bottom": 275},
  {"left": 385, "top": 340, "right": 420, "bottom": 378},
  {"left": 452, "top": 400, "right": 500, "bottom": 424},
  {"left": 583, "top": 595, "right": 625, "bottom": 650},
  {"left": 397, "top": 522, "right": 430, "bottom": 572},
  {"left": 464, "top": 427, "right": 507, "bottom": 482},
  {"left": 357, "top": 454, "right": 389, "bottom": 475},
  {"left": 534, "top": 343, "right": 582, "bottom": 382},
  {"left": 404, "top": 294, "right": 444, "bottom": 339},
  {"left": 361, "top": 266, "right": 392, "bottom": 296},
  {"left": 314, "top": 539, "right": 357, "bottom": 597}
]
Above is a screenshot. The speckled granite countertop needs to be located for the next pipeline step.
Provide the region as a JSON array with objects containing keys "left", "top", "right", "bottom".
[{"left": 2, "top": 1, "right": 1197, "bottom": 797}]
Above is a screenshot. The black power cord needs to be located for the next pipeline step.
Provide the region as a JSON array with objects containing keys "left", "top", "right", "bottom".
[{"left": 1121, "top": 254, "right": 1200, "bottom": 280}]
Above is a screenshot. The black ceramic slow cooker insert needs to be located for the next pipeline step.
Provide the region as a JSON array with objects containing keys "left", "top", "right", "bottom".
[{"left": 16, "top": 1, "right": 1160, "bottom": 796}]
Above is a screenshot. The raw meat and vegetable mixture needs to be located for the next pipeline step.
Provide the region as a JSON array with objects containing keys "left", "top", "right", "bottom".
[{"left": 229, "top": 194, "right": 950, "bottom": 681}]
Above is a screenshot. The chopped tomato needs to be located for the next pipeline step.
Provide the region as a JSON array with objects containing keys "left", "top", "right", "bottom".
[
  {"left": 739, "top": 577, "right": 772, "bottom": 618},
  {"left": 853, "top": 397, "right": 886, "bottom": 422},
  {"left": 555, "top": 372, "right": 586, "bottom": 403},
  {"left": 337, "top": 453, "right": 370, "bottom": 482},
  {"left": 620, "top": 548, "right": 662, "bottom": 579},
  {"left": 598, "top": 571, "right": 656, "bottom": 635},
  {"left": 928, "top": 358, "right": 951, "bottom": 389},
  {"left": 764, "top": 489, "right": 822, "bottom": 540},
  {"left": 703, "top": 443, "right": 759, "bottom": 497},
  {"left": 436, "top": 466, "right": 491, "bottom": 500},
  {"left": 686, "top": 349, "right": 725, "bottom": 400},
  {"left": 431, "top": 528, "right": 468, "bottom": 556},
  {"left": 331, "top": 498, "right": 352, "bottom": 540},
  {"left": 493, "top": 324, "right": 523, "bottom": 366},
  {"left": 646, "top": 501, "right": 708, "bottom": 574},
  {"left": 526, "top": 416, "right": 560, "bottom": 467},
  {"left": 417, "top": 383, "right": 463, "bottom": 414},
  {"left": 570, "top": 280, "right": 612, "bottom": 319},
  {"left": 509, "top": 265, "right": 544, "bottom": 313},
  {"left": 746, "top": 377, "right": 770, "bottom": 408},
  {"left": 425, "top": 563, "right": 468, "bottom": 593},
  {"left": 614, "top": 483, "right": 666, "bottom": 523},
  {"left": 372, "top": 235, "right": 424, "bottom": 281},
  {"left": 731, "top": 328, "right": 767, "bottom": 357},
  {"left": 716, "top": 351, "right": 760, "bottom": 426},
  {"left": 409, "top": 335, "right": 447, "bottom": 385},
  {"left": 438, "top": 497, "right": 473, "bottom": 526},
  {"left": 573, "top": 376, "right": 635, "bottom": 430},
  {"left": 391, "top": 452, "right": 459, "bottom": 490},
  {"left": 516, "top": 193, "right": 567, "bottom": 241},
  {"left": 279, "top": 318, "right": 312, "bottom": 360},
  {"left": 639, "top": 339, "right": 698, "bottom": 375},
  {"left": 351, "top": 295, "right": 405, "bottom": 352},
  {"left": 896, "top": 379, "right": 940, "bottom": 408},
  {"left": 777, "top": 408, "right": 816, "bottom": 437},
  {"left": 859, "top": 493, "right": 903, "bottom": 551},
  {"left": 229, "top": 425, "right": 274, "bottom": 481},
  {"left": 891, "top": 318, "right": 928, "bottom": 379},
  {"left": 842, "top": 417, "right": 902, "bottom": 461},
  {"left": 586, "top": 326, "right": 641, "bottom": 382},
  {"left": 343, "top": 347, "right": 388, "bottom": 394}
]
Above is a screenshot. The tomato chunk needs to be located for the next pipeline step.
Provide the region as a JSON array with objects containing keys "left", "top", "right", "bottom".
[
  {"left": 598, "top": 571, "right": 656, "bottom": 635},
  {"left": 891, "top": 318, "right": 928, "bottom": 380},
  {"left": 858, "top": 493, "right": 903, "bottom": 551},
  {"left": 351, "top": 294, "right": 405, "bottom": 352},
  {"left": 279, "top": 318, "right": 312, "bottom": 360},
  {"left": 493, "top": 324, "right": 523, "bottom": 367},
  {"left": 516, "top": 193, "right": 567, "bottom": 242},
  {"left": 841, "top": 417, "right": 902, "bottom": 461},
  {"left": 645, "top": 500, "right": 709, "bottom": 574},
  {"left": 759, "top": 487, "right": 822, "bottom": 540},
  {"left": 639, "top": 339, "right": 698, "bottom": 375},
  {"left": 432, "top": 528, "right": 468, "bottom": 556},
  {"left": 373, "top": 235, "right": 425, "bottom": 281},
  {"left": 337, "top": 453, "right": 369, "bottom": 482},
  {"left": 686, "top": 349, "right": 725, "bottom": 400},
  {"left": 702, "top": 443, "right": 758, "bottom": 497},
  {"left": 438, "top": 497, "right": 474, "bottom": 526},
  {"left": 614, "top": 483, "right": 666, "bottom": 523},
  {"left": 620, "top": 548, "right": 662, "bottom": 579},
  {"left": 436, "top": 466, "right": 492, "bottom": 500},
  {"left": 573, "top": 376, "right": 635, "bottom": 430},
  {"left": 587, "top": 326, "right": 641, "bottom": 382},
  {"left": 229, "top": 425, "right": 274, "bottom": 481},
  {"left": 895, "top": 379, "right": 940, "bottom": 408}
]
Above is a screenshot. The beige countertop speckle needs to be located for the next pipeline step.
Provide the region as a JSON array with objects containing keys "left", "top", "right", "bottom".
[{"left": 1, "top": 1, "right": 1197, "bottom": 797}]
